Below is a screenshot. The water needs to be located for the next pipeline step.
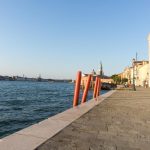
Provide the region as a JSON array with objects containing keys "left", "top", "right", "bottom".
[{"left": 0, "top": 81, "right": 108, "bottom": 138}]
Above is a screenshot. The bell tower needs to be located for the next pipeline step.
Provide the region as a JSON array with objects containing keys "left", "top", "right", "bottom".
[{"left": 100, "top": 62, "right": 104, "bottom": 77}]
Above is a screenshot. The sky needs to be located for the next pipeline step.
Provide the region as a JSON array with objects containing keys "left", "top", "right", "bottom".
[{"left": 0, "top": 0, "right": 150, "bottom": 79}]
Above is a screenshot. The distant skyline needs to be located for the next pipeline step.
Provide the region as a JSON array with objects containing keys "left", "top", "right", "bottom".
[{"left": 0, "top": 0, "right": 150, "bottom": 79}]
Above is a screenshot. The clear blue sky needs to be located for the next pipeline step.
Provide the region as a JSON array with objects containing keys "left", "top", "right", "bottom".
[{"left": 0, "top": 0, "right": 150, "bottom": 79}]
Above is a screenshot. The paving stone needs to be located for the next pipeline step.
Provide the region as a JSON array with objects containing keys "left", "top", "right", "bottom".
[{"left": 36, "top": 87, "right": 150, "bottom": 150}]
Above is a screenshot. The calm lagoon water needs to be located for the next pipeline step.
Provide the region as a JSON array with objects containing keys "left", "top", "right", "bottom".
[{"left": 0, "top": 81, "right": 107, "bottom": 138}]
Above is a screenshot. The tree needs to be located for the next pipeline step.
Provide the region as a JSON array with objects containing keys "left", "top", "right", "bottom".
[
  {"left": 111, "top": 74, "right": 121, "bottom": 84},
  {"left": 122, "top": 78, "right": 128, "bottom": 83}
]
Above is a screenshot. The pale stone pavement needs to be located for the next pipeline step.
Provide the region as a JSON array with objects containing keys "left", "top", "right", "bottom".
[{"left": 36, "top": 88, "right": 150, "bottom": 150}]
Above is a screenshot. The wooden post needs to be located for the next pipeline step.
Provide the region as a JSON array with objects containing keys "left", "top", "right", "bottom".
[
  {"left": 96, "top": 78, "right": 100, "bottom": 98},
  {"left": 73, "top": 71, "right": 82, "bottom": 107},
  {"left": 96, "top": 78, "right": 102, "bottom": 98},
  {"left": 81, "top": 75, "right": 91, "bottom": 103},
  {"left": 93, "top": 77, "right": 98, "bottom": 98},
  {"left": 99, "top": 78, "right": 102, "bottom": 95}
]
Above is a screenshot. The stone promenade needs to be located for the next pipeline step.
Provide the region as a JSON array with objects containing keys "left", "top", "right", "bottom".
[{"left": 36, "top": 88, "right": 150, "bottom": 150}]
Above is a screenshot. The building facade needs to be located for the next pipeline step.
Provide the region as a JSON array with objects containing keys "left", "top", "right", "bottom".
[
  {"left": 134, "top": 61, "right": 149, "bottom": 86},
  {"left": 121, "top": 60, "right": 149, "bottom": 87},
  {"left": 81, "top": 67, "right": 114, "bottom": 89},
  {"left": 120, "top": 34, "right": 150, "bottom": 87}
]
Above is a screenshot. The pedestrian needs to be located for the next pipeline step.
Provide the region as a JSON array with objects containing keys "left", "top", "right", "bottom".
[{"left": 145, "top": 81, "right": 148, "bottom": 88}]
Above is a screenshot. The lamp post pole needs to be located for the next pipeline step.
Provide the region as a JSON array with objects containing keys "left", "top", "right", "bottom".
[
  {"left": 132, "top": 58, "right": 136, "bottom": 91},
  {"left": 147, "top": 33, "right": 150, "bottom": 87}
]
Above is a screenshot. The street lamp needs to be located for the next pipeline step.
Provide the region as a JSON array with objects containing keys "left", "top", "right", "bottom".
[{"left": 132, "top": 58, "right": 136, "bottom": 91}]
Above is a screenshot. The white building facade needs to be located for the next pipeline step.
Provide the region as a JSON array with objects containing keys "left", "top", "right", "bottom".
[
  {"left": 120, "top": 34, "right": 150, "bottom": 87},
  {"left": 135, "top": 63, "right": 149, "bottom": 86}
]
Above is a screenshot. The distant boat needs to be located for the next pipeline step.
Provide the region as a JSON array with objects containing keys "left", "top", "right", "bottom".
[
  {"left": 69, "top": 80, "right": 75, "bottom": 83},
  {"left": 37, "top": 74, "right": 42, "bottom": 82},
  {"left": 101, "top": 83, "right": 117, "bottom": 90}
]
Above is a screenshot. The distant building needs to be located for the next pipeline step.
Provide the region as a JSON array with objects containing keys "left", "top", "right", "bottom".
[
  {"left": 0, "top": 76, "right": 5, "bottom": 80},
  {"left": 119, "top": 34, "right": 150, "bottom": 87},
  {"left": 101, "top": 77, "right": 114, "bottom": 84},
  {"left": 120, "top": 60, "right": 149, "bottom": 87},
  {"left": 81, "top": 65, "right": 113, "bottom": 89},
  {"left": 81, "top": 70, "right": 99, "bottom": 89}
]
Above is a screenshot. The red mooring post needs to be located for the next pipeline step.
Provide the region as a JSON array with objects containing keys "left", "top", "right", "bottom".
[
  {"left": 96, "top": 78, "right": 101, "bottom": 98},
  {"left": 99, "top": 78, "right": 102, "bottom": 95},
  {"left": 73, "top": 71, "right": 82, "bottom": 107},
  {"left": 96, "top": 78, "right": 101, "bottom": 97},
  {"left": 93, "top": 77, "right": 98, "bottom": 98},
  {"left": 81, "top": 75, "right": 91, "bottom": 103}
]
